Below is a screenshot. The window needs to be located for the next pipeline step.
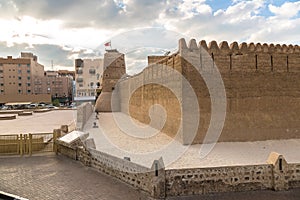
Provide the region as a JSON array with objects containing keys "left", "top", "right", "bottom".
[
  {"left": 27, "top": 64, "right": 30, "bottom": 67},
  {"left": 18, "top": 77, "right": 22, "bottom": 80},
  {"left": 27, "top": 83, "right": 31, "bottom": 86},
  {"left": 18, "top": 83, "right": 22, "bottom": 86},
  {"left": 18, "top": 90, "right": 22, "bottom": 94},
  {"left": 27, "top": 90, "right": 31, "bottom": 93},
  {"left": 27, "top": 77, "right": 30, "bottom": 80},
  {"left": 76, "top": 78, "right": 83, "bottom": 83},
  {"left": 27, "top": 70, "right": 30, "bottom": 73},
  {"left": 0, "top": 83, "right": 3, "bottom": 86},
  {"left": 89, "top": 69, "right": 96, "bottom": 74},
  {"left": 18, "top": 70, "right": 21, "bottom": 74}
]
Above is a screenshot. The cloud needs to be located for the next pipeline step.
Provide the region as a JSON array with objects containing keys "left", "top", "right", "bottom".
[
  {"left": 10, "top": 0, "right": 167, "bottom": 29},
  {"left": 269, "top": 1, "right": 300, "bottom": 18},
  {"left": 0, "top": 0, "right": 300, "bottom": 73},
  {"left": 0, "top": 42, "right": 98, "bottom": 70}
]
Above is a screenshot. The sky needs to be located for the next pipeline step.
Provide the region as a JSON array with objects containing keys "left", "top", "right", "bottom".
[{"left": 0, "top": 0, "right": 300, "bottom": 75}]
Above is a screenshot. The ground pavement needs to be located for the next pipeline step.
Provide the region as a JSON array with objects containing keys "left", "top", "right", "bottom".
[
  {"left": 0, "top": 155, "right": 299, "bottom": 200},
  {"left": 0, "top": 154, "right": 147, "bottom": 200}
]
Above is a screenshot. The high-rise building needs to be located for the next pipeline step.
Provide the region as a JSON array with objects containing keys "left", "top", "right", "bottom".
[{"left": 74, "top": 58, "right": 103, "bottom": 102}]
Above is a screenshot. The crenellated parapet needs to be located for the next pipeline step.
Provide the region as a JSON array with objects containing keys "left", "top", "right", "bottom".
[
  {"left": 179, "top": 38, "right": 300, "bottom": 73},
  {"left": 179, "top": 38, "right": 300, "bottom": 54}
]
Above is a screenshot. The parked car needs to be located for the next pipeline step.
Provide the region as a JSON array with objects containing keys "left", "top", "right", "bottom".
[
  {"left": 27, "top": 104, "right": 37, "bottom": 109},
  {"left": 45, "top": 105, "right": 58, "bottom": 109},
  {"left": 0, "top": 105, "right": 8, "bottom": 110}
]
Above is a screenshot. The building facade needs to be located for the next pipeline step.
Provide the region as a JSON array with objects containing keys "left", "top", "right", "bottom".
[
  {"left": 0, "top": 53, "right": 51, "bottom": 103},
  {"left": 0, "top": 52, "right": 74, "bottom": 104},
  {"left": 36, "top": 71, "right": 74, "bottom": 103},
  {"left": 75, "top": 58, "right": 103, "bottom": 102}
]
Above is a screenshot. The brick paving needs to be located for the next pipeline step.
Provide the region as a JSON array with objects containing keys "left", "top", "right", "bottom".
[{"left": 0, "top": 154, "right": 148, "bottom": 200}]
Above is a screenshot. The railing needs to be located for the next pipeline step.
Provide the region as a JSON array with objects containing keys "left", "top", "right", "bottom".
[
  {"left": 0, "top": 134, "right": 19, "bottom": 155},
  {"left": 0, "top": 132, "right": 61, "bottom": 156}
]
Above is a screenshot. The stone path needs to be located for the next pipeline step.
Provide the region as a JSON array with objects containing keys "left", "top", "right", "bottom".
[{"left": 0, "top": 155, "right": 147, "bottom": 200}]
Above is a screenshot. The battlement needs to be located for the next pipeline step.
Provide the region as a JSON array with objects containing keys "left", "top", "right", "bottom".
[
  {"left": 179, "top": 38, "right": 300, "bottom": 54},
  {"left": 179, "top": 38, "right": 300, "bottom": 73}
]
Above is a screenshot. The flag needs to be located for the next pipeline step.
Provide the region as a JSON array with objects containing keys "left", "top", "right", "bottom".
[{"left": 104, "top": 41, "right": 111, "bottom": 47}]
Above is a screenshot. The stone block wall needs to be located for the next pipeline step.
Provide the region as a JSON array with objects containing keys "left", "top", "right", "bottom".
[
  {"left": 165, "top": 165, "right": 273, "bottom": 196},
  {"left": 288, "top": 163, "right": 300, "bottom": 188},
  {"left": 88, "top": 148, "right": 155, "bottom": 195}
]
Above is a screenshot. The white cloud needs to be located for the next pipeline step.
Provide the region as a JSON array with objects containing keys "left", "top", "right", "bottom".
[
  {"left": 269, "top": 1, "right": 300, "bottom": 19},
  {"left": 0, "top": 0, "right": 300, "bottom": 73}
]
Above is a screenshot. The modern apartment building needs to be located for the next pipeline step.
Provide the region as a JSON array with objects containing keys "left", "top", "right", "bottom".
[
  {"left": 34, "top": 70, "right": 73, "bottom": 101},
  {"left": 74, "top": 58, "right": 103, "bottom": 102},
  {"left": 0, "top": 52, "right": 51, "bottom": 103},
  {"left": 0, "top": 52, "right": 74, "bottom": 104}
]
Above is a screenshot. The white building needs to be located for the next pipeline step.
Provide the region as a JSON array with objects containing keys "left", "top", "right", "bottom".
[{"left": 74, "top": 58, "right": 103, "bottom": 102}]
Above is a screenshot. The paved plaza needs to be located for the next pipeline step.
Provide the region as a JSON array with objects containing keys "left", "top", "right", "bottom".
[{"left": 0, "top": 110, "right": 75, "bottom": 135}]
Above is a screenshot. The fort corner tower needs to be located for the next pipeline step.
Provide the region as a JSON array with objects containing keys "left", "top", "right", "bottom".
[{"left": 95, "top": 49, "right": 126, "bottom": 112}]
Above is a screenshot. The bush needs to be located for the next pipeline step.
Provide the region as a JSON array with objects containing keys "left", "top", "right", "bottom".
[{"left": 52, "top": 99, "right": 60, "bottom": 107}]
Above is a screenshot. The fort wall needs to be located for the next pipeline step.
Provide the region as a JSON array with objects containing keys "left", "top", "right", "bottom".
[{"left": 115, "top": 39, "right": 300, "bottom": 144}]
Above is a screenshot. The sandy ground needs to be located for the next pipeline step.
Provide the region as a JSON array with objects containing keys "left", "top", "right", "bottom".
[
  {"left": 0, "top": 110, "right": 76, "bottom": 135},
  {"left": 84, "top": 112, "right": 300, "bottom": 169}
]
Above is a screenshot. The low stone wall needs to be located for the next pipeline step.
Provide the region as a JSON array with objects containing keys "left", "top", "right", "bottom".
[
  {"left": 76, "top": 102, "right": 94, "bottom": 130},
  {"left": 88, "top": 148, "right": 154, "bottom": 194},
  {"left": 0, "top": 115, "right": 16, "bottom": 120},
  {"left": 165, "top": 154, "right": 300, "bottom": 197},
  {"left": 165, "top": 165, "right": 273, "bottom": 196},
  {"left": 57, "top": 141, "right": 165, "bottom": 198},
  {"left": 57, "top": 139, "right": 300, "bottom": 199},
  {"left": 288, "top": 163, "right": 300, "bottom": 188}
]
